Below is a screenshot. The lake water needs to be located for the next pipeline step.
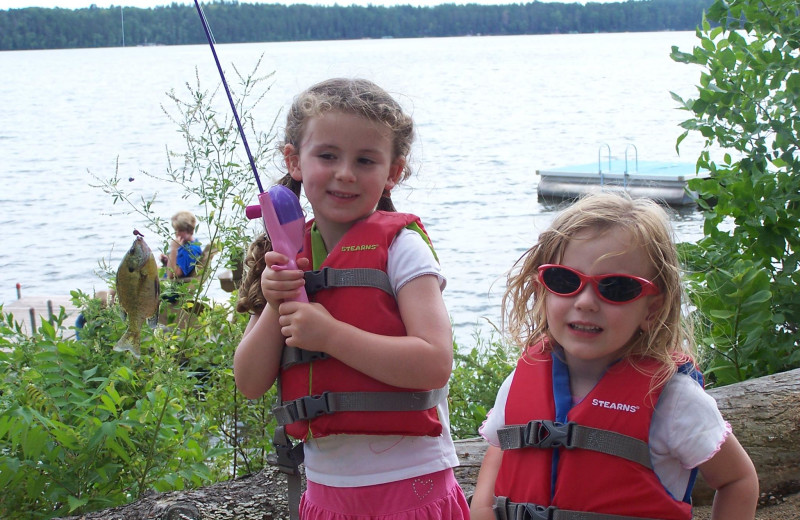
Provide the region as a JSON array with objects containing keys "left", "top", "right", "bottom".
[{"left": 0, "top": 32, "right": 709, "bottom": 345}]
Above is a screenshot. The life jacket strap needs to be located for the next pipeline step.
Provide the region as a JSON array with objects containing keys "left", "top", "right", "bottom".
[
  {"left": 269, "top": 425, "right": 305, "bottom": 475},
  {"left": 281, "top": 345, "right": 329, "bottom": 370},
  {"left": 268, "top": 425, "right": 305, "bottom": 520},
  {"left": 497, "top": 420, "right": 652, "bottom": 469},
  {"left": 493, "top": 496, "right": 659, "bottom": 520},
  {"left": 304, "top": 266, "right": 393, "bottom": 296},
  {"left": 273, "top": 386, "right": 448, "bottom": 426},
  {"left": 281, "top": 267, "right": 393, "bottom": 370}
]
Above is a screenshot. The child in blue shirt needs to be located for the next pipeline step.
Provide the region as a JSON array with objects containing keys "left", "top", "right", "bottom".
[{"left": 160, "top": 210, "right": 203, "bottom": 279}]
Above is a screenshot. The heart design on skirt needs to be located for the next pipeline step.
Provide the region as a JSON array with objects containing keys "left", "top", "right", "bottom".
[{"left": 412, "top": 477, "right": 434, "bottom": 500}]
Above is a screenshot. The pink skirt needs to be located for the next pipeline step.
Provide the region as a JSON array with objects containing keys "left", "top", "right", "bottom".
[{"left": 299, "top": 468, "right": 469, "bottom": 520}]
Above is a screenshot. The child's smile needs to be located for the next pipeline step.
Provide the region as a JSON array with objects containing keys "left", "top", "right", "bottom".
[
  {"left": 545, "top": 227, "right": 663, "bottom": 380},
  {"left": 285, "top": 111, "right": 402, "bottom": 248}
]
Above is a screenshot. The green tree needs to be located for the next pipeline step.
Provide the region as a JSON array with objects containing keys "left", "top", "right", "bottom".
[
  {"left": 1, "top": 1, "right": 714, "bottom": 51},
  {"left": 671, "top": 0, "right": 800, "bottom": 385}
]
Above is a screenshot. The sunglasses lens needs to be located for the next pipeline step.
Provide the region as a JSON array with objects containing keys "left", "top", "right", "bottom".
[
  {"left": 598, "top": 277, "right": 644, "bottom": 302},
  {"left": 542, "top": 267, "right": 582, "bottom": 295}
]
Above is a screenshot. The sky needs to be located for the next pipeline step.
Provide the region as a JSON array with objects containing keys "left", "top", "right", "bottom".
[{"left": 5, "top": 0, "right": 589, "bottom": 9}]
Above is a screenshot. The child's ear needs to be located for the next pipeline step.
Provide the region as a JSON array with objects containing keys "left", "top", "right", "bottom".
[
  {"left": 640, "top": 295, "right": 664, "bottom": 331},
  {"left": 284, "top": 144, "right": 301, "bottom": 181},
  {"left": 384, "top": 158, "right": 405, "bottom": 191}
]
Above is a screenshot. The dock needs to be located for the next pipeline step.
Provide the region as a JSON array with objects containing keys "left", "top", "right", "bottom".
[
  {"left": 2, "top": 295, "right": 80, "bottom": 337},
  {"left": 536, "top": 145, "right": 709, "bottom": 207},
  {"left": 537, "top": 160, "right": 709, "bottom": 206}
]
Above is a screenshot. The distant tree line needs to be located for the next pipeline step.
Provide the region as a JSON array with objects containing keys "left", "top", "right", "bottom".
[{"left": 0, "top": 0, "right": 712, "bottom": 51}]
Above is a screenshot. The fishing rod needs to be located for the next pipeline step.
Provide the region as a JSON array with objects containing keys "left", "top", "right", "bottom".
[
  {"left": 191, "top": 12, "right": 309, "bottom": 518},
  {"left": 192, "top": 1, "right": 308, "bottom": 303},
  {"left": 192, "top": 0, "right": 264, "bottom": 193}
]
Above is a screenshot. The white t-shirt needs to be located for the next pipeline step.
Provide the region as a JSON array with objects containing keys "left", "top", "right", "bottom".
[
  {"left": 479, "top": 368, "right": 731, "bottom": 499},
  {"left": 302, "top": 228, "right": 460, "bottom": 487}
]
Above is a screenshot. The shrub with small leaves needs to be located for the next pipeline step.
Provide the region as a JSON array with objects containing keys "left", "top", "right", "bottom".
[{"left": 449, "top": 329, "right": 514, "bottom": 440}]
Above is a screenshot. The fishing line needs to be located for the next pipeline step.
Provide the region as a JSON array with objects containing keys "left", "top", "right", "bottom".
[{"left": 192, "top": 0, "right": 265, "bottom": 193}]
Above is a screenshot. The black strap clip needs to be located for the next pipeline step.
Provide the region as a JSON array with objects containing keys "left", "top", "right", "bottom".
[
  {"left": 281, "top": 345, "right": 329, "bottom": 370},
  {"left": 303, "top": 267, "right": 331, "bottom": 295},
  {"left": 269, "top": 426, "right": 305, "bottom": 476},
  {"left": 525, "top": 420, "right": 574, "bottom": 449},
  {"left": 521, "top": 504, "right": 556, "bottom": 520},
  {"left": 494, "top": 497, "right": 557, "bottom": 520},
  {"left": 295, "top": 392, "right": 332, "bottom": 420}
]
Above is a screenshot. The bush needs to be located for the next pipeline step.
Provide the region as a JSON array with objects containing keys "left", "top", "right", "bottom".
[
  {"left": 0, "top": 60, "right": 280, "bottom": 518},
  {"left": 449, "top": 328, "right": 513, "bottom": 440},
  {"left": 671, "top": 0, "right": 800, "bottom": 385}
]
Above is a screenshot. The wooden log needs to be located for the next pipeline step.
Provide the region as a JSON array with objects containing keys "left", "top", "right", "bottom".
[
  {"left": 692, "top": 367, "right": 800, "bottom": 505},
  {"left": 58, "top": 368, "right": 800, "bottom": 519}
]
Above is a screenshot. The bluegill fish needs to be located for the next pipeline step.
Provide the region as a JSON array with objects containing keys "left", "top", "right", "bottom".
[{"left": 114, "top": 230, "right": 160, "bottom": 357}]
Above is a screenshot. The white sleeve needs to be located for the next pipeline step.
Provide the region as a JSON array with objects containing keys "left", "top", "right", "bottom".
[
  {"left": 650, "top": 372, "right": 731, "bottom": 498},
  {"left": 652, "top": 372, "right": 730, "bottom": 468},
  {"left": 387, "top": 228, "right": 445, "bottom": 293},
  {"left": 478, "top": 369, "right": 516, "bottom": 447}
]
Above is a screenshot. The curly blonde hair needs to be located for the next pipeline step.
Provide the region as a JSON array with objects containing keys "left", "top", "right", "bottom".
[
  {"left": 235, "top": 78, "right": 415, "bottom": 315},
  {"left": 502, "top": 192, "right": 695, "bottom": 390}
]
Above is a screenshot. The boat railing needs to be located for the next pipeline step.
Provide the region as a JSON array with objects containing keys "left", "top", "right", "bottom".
[
  {"left": 624, "top": 143, "right": 638, "bottom": 189},
  {"left": 598, "top": 143, "right": 612, "bottom": 186}
]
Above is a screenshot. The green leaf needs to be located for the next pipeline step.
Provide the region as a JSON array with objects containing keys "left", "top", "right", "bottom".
[
  {"left": 67, "top": 495, "right": 90, "bottom": 512},
  {"left": 743, "top": 289, "right": 772, "bottom": 305},
  {"left": 709, "top": 309, "right": 736, "bottom": 319},
  {"left": 40, "top": 319, "right": 56, "bottom": 339}
]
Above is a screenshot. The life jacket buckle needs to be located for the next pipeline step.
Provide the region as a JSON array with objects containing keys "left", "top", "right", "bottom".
[
  {"left": 304, "top": 267, "right": 332, "bottom": 295},
  {"left": 524, "top": 420, "right": 574, "bottom": 449},
  {"left": 295, "top": 392, "right": 332, "bottom": 420},
  {"left": 281, "top": 345, "right": 329, "bottom": 370},
  {"left": 269, "top": 426, "right": 305, "bottom": 476},
  {"left": 270, "top": 440, "right": 305, "bottom": 476},
  {"left": 494, "top": 498, "right": 557, "bottom": 520},
  {"left": 522, "top": 504, "right": 556, "bottom": 520}
]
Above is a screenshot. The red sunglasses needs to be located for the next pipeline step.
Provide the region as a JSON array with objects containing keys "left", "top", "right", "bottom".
[{"left": 537, "top": 264, "right": 660, "bottom": 305}]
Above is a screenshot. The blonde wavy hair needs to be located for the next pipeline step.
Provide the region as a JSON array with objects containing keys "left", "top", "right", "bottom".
[
  {"left": 171, "top": 210, "right": 197, "bottom": 234},
  {"left": 502, "top": 192, "right": 695, "bottom": 390},
  {"left": 235, "top": 78, "right": 415, "bottom": 315}
]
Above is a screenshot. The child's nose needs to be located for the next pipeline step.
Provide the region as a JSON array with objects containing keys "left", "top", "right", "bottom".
[
  {"left": 334, "top": 163, "right": 356, "bottom": 182},
  {"left": 573, "top": 283, "right": 601, "bottom": 310}
]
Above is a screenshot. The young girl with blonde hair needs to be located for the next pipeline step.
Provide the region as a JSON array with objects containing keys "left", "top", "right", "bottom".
[{"left": 471, "top": 192, "right": 758, "bottom": 520}]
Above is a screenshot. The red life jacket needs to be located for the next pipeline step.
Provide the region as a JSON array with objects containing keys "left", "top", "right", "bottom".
[
  {"left": 495, "top": 345, "right": 693, "bottom": 520},
  {"left": 279, "top": 211, "right": 443, "bottom": 441}
]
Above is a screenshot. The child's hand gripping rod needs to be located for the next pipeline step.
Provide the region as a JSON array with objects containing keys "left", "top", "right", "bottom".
[
  {"left": 246, "top": 187, "right": 308, "bottom": 303},
  {"left": 192, "top": 0, "right": 307, "bottom": 303}
]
